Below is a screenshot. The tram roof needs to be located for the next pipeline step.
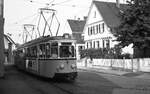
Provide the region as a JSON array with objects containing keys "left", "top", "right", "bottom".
[{"left": 18, "top": 35, "right": 76, "bottom": 48}]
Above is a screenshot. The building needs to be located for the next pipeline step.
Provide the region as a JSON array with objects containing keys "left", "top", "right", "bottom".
[
  {"left": 4, "top": 34, "right": 16, "bottom": 64},
  {"left": 83, "top": 0, "right": 131, "bottom": 53},
  {"left": 67, "top": 19, "right": 86, "bottom": 60}
]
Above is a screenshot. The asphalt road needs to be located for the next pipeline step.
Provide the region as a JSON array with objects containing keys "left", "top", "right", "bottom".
[{"left": 0, "top": 65, "right": 150, "bottom": 94}]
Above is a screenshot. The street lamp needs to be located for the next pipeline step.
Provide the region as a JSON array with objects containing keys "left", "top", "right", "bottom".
[{"left": 0, "top": 0, "right": 5, "bottom": 78}]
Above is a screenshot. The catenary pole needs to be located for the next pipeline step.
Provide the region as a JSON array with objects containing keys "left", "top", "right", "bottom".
[{"left": 0, "top": 0, "right": 5, "bottom": 78}]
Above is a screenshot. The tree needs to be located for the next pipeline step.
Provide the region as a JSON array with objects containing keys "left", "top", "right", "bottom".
[{"left": 114, "top": 0, "right": 150, "bottom": 57}]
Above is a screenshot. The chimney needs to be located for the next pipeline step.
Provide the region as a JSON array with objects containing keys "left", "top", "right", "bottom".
[{"left": 116, "top": 0, "right": 120, "bottom": 8}]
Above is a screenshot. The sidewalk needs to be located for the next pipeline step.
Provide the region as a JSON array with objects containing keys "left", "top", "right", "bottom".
[
  {"left": 77, "top": 65, "right": 150, "bottom": 80},
  {"left": 78, "top": 66, "right": 130, "bottom": 76}
]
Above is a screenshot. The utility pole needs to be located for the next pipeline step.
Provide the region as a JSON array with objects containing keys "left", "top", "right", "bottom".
[{"left": 0, "top": 0, "right": 4, "bottom": 78}]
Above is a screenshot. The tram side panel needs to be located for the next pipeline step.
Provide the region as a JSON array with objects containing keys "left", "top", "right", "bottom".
[
  {"left": 38, "top": 59, "right": 57, "bottom": 78},
  {"left": 38, "top": 59, "right": 77, "bottom": 78},
  {"left": 25, "top": 59, "right": 39, "bottom": 75}
]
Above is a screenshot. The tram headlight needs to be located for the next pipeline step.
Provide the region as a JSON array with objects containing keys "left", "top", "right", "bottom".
[
  {"left": 71, "top": 64, "right": 76, "bottom": 69},
  {"left": 59, "top": 64, "right": 65, "bottom": 70}
]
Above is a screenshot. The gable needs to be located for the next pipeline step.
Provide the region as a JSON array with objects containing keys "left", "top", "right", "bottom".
[
  {"left": 86, "top": 3, "right": 103, "bottom": 25},
  {"left": 93, "top": 1, "right": 128, "bottom": 28}
]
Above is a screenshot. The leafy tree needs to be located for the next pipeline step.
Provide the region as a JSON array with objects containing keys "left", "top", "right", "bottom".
[{"left": 114, "top": 0, "right": 150, "bottom": 57}]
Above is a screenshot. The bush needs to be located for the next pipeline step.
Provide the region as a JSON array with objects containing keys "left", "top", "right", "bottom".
[{"left": 80, "top": 47, "right": 124, "bottom": 59}]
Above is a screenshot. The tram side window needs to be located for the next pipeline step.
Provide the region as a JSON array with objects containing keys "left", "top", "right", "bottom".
[
  {"left": 24, "top": 48, "right": 27, "bottom": 57},
  {"left": 18, "top": 49, "right": 24, "bottom": 57},
  {"left": 60, "top": 46, "right": 75, "bottom": 57},
  {"left": 31, "top": 47, "right": 34, "bottom": 57},
  {"left": 31, "top": 46, "right": 37, "bottom": 57},
  {"left": 46, "top": 43, "right": 51, "bottom": 58},
  {"left": 27, "top": 48, "right": 31, "bottom": 57},
  {"left": 71, "top": 46, "right": 75, "bottom": 57},
  {"left": 39, "top": 44, "right": 46, "bottom": 58},
  {"left": 51, "top": 42, "right": 58, "bottom": 58}
]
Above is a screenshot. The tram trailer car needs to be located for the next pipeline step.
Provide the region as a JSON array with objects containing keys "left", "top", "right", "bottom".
[{"left": 14, "top": 34, "right": 77, "bottom": 80}]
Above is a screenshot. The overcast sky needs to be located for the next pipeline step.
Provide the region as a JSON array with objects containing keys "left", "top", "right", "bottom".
[{"left": 4, "top": 0, "right": 126, "bottom": 44}]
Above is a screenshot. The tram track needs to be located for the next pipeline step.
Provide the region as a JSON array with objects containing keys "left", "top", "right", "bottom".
[
  {"left": 49, "top": 81, "right": 150, "bottom": 94},
  {"left": 50, "top": 82, "right": 75, "bottom": 94},
  {"left": 80, "top": 69, "right": 150, "bottom": 92},
  {"left": 9, "top": 66, "right": 79, "bottom": 94},
  {"left": 5, "top": 66, "right": 150, "bottom": 94},
  {"left": 25, "top": 71, "right": 150, "bottom": 94},
  {"left": 21, "top": 71, "right": 79, "bottom": 94}
]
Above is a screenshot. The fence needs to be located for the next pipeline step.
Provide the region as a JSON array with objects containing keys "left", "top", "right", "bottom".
[{"left": 77, "top": 58, "right": 150, "bottom": 72}]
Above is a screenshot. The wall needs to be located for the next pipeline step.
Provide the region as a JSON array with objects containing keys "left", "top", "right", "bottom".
[{"left": 77, "top": 58, "right": 150, "bottom": 72}]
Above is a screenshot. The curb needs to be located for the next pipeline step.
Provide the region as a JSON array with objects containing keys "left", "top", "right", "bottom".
[
  {"left": 78, "top": 67, "right": 150, "bottom": 80},
  {"left": 77, "top": 68, "right": 125, "bottom": 76}
]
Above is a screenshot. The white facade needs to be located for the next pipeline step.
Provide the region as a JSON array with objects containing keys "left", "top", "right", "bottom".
[
  {"left": 4, "top": 36, "right": 16, "bottom": 51},
  {"left": 83, "top": 3, "right": 117, "bottom": 50},
  {"left": 4, "top": 35, "right": 16, "bottom": 64},
  {"left": 4, "top": 37, "right": 9, "bottom": 49}
]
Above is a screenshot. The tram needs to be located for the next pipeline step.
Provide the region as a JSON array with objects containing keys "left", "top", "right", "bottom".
[{"left": 14, "top": 33, "right": 77, "bottom": 80}]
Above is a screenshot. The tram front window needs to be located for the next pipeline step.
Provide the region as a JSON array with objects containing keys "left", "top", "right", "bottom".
[
  {"left": 51, "top": 42, "right": 58, "bottom": 58},
  {"left": 60, "top": 46, "right": 74, "bottom": 58}
]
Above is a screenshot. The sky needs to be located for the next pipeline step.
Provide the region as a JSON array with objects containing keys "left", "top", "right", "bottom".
[{"left": 4, "top": 0, "right": 126, "bottom": 44}]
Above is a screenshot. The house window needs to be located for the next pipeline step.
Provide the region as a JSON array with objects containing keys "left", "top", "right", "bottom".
[
  {"left": 93, "top": 41, "right": 95, "bottom": 48},
  {"left": 90, "top": 41, "right": 92, "bottom": 48},
  {"left": 80, "top": 46, "right": 84, "bottom": 50},
  {"left": 96, "top": 41, "right": 100, "bottom": 48},
  {"left": 98, "top": 24, "right": 101, "bottom": 33},
  {"left": 87, "top": 42, "right": 88, "bottom": 49},
  {"left": 102, "top": 40, "right": 105, "bottom": 48},
  {"left": 96, "top": 25, "right": 98, "bottom": 34},
  {"left": 106, "top": 40, "right": 110, "bottom": 48},
  {"left": 102, "top": 23, "right": 105, "bottom": 33},
  {"left": 90, "top": 27, "right": 92, "bottom": 35},
  {"left": 88, "top": 27, "right": 90, "bottom": 35},
  {"left": 93, "top": 26, "right": 95, "bottom": 34}
]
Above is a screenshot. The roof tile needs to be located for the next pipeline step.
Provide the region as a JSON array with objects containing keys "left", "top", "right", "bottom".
[
  {"left": 68, "top": 19, "right": 86, "bottom": 32},
  {"left": 93, "top": 1, "right": 128, "bottom": 28}
]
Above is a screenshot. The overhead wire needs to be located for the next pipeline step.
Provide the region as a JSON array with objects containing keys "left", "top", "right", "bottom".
[
  {"left": 11, "top": 13, "right": 38, "bottom": 25},
  {"left": 50, "top": 0, "right": 72, "bottom": 6},
  {"left": 29, "top": 13, "right": 40, "bottom": 25},
  {"left": 17, "top": 0, "right": 90, "bottom": 37}
]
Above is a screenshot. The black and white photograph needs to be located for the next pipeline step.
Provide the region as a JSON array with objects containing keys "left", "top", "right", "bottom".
[{"left": 0, "top": 0, "right": 150, "bottom": 94}]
